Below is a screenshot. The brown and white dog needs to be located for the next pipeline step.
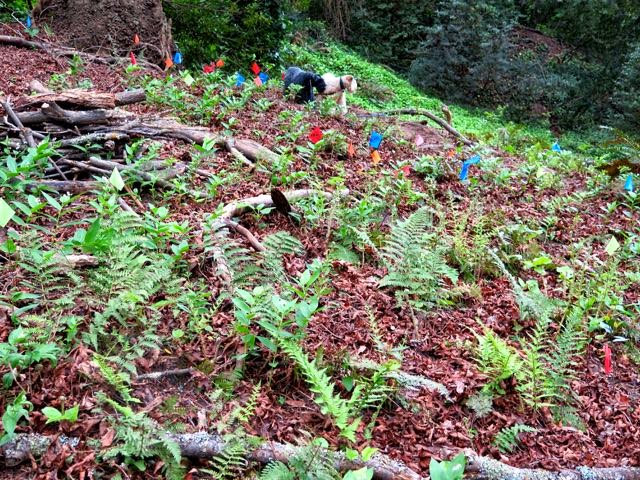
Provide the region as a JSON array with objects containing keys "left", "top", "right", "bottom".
[{"left": 317, "top": 73, "right": 358, "bottom": 113}]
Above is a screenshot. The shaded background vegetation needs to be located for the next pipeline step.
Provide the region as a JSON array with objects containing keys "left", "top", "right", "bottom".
[{"left": 3, "top": 0, "right": 639, "bottom": 131}]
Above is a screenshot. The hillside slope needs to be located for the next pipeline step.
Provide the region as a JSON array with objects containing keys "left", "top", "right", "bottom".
[{"left": 1, "top": 26, "right": 639, "bottom": 479}]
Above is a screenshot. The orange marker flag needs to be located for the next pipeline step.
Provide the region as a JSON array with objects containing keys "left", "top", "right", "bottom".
[
  {"left": 371, "top": 150, "right": 381, "bottom": 164},
  {"left": 347, "top": 143, "right": 356, "bottom": 158},
  {"left": 134, "top": 34, "right": 140, "bottom": 45},
  {"left": 216, "top": 59, "right": 225, "bottom": 68},
  {"left": 446, "top": 148, "right": 456, "bottom": 159},
  {"left": 165, "top": 56, "right": 174, "bottom": 69}
]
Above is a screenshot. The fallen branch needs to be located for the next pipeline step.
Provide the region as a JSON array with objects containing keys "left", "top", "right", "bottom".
[
  {"left": 223, "top": 219, "right": 265, "bottom": 252},
  {"left": 218, "top": 188, "right": 349, "bottom": 224},
  {"left": 52, "top": 254, "right": 99, "bottom": 268},
  {"left": 170, "top": 432, "right": 422, "bottom": 480},
  {"left": 17, "top": 87, "right": 146, "bottom": 111},
  {"left": 464, "top": 451, "right": 640, "bottom": 480},
  {"left": 4, "top": 433, "right": 640, "bottom": 480},
  {"left": 357, "top": 109, "right": 473, "bottom": 146},
  {"left": 136, "top": 368, "right": 195, "bottom": 381},
  {"left": 18, "top": 103, "right": 133, "bottom": 127},
  {"left": 27, "top": 180, "right": 99, "bottom": 194},
  {"left": 0, "top": 433, "right": 420, "bottom": 479}
]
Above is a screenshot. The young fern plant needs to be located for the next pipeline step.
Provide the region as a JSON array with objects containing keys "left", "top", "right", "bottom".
[
  {"left": 278, "top": 339, "right": 361, "bottom": 442},
  {"left": 493, "top": 424, "right": 537, "bottom": 453},
  {"left": 379, "top": 207, "right": 458, "bottom": 311}
]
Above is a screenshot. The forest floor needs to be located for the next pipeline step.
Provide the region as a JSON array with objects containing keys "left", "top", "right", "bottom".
[{"left": 1, "top": 24, "right": 639, "bottom": 479}]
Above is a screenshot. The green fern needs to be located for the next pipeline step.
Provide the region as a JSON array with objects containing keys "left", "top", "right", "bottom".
[
  {"left": 279, "top": 339, "right": 361, "bottom": 442},
  {"left": 492, "top": 424, "right": 537, "bottom": 453},
  {"left": 488, "top": 250, "right": 558, "bottom": 322},
  {"left": 466, "top": 392, "right": 494, "bottom": 418},
  {"left": 474, "top": 327, "right": 522, "bottom": 395},
  {"left": 93, "top": 354, "right": 139, "bottom": 404},
  {"left": 259, "top": 438, "right": 340, "bottom": 480},
  {"left": 380, "top": 207, "right": 458, "bottom": 311},
  {"left": 98, "top": 394, "right": 184, "bottom": 479},
  {"left": 207, "top": 439, "right": 247, "bottom": 479},
  {"left": 259, "top": 461, "right": 296, "bottom": 480}
]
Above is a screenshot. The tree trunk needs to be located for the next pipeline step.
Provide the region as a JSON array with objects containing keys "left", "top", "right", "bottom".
[{"left": 33, "top": 0, "right": 174, "bottom": 66}]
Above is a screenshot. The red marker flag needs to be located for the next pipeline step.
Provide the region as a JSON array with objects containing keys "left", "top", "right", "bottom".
[
  {"left": 604, "top": 344, "right": 612, "bottom": 375},
  {"left": 281, "top": 72, "right": 285, "bottom": 81},
  {"left": 203, "top": 63, "right": 215, "bottom": 74},
  {"left": 309, "top": 127, "right": 323, "bottom": 144},
  {"left": 396, "top": 165, "right": 411, "bottom": 177},
  {"left": 347, "top": 143, "right": 355, "bottom": 158},
  {"left": 129, "top": 51, "right": 137, "bottom": 65},
  {"left": 250, "top": 62, "right": 261, "bottom": 75}
]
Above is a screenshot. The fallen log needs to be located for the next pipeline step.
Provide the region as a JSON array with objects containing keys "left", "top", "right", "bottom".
[
  {"left": 233, "top": 138, "right": 280, "bottom": 163},
  {"left": 16, "top": 88, "right": 146, "bottom": 111},
  {"left": 18, "top": 103, "right": 133, "bottom": 127}
]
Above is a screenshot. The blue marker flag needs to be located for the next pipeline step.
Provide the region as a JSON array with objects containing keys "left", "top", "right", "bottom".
[
  {"left": 551, "top": 142, "right": 562, "bottom": 152},
  {"left": 236, "top": 72, "right": 245, "bottom": 87},
  {"left": 173, "top": 52, "right": 183, "bottom": 65},
  {"left": 258, "top": 72, "right": 269, "bottom": 84},
  {"left": 26, "top": 15, "right": 32, "bottom": 28},
  {"left": 624, "top": 174, "right": 634, "bottom": 192},
  {"left": 459, "top": 154, "right": 481, "bottom": 181},
  {"left": 369, "top": 131, "right": 383, "bottom": 149}
]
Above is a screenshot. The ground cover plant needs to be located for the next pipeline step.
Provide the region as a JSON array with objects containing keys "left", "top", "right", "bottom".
[{"left": 0, "top": 19, "right": 639, "bottom": 480}]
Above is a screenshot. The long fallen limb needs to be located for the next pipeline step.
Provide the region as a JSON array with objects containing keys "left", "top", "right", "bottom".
[
  {"left": 0, "top": 432, "right": 421, "bottom": 479},
  {"left": 3, "top": 433, "right": 639, "bottom": 480},
  {"left": 171, "top": 432, "right": 422, "bottom": 480},
  {"left": 464, "top": 451, "right": 640, "bottom": 480},
  {"left": 357, "top": 109, "right": 473, "bottom": 146}
]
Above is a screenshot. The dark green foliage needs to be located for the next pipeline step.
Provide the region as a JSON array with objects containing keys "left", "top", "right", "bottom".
[
  {"left": 0, "top": 0, "right": 31, "bottom": 21},
  {"left": 162, "top": 0, "right": 286, "bottom": 70},
  {"left": 409, "top": 0, "right": 519, "bottom": 106},
  {"left": 612, "top": 43, "right": 640, "bottom": 129},
  {"left": 341, "top": 0, "right": 437, "bottom": 73}
]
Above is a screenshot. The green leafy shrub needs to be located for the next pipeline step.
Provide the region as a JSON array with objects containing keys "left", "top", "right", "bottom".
[{"left": 162, "top": 0, "right": 285, "bottom": 70}]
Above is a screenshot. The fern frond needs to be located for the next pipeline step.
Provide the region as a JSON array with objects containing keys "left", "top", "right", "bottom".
[
  {"left": 259, "top": 461, "right": 296, "bottom": 480},
  {"left": 493, "top": 424, "right": 537, "bottom": 453}
]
